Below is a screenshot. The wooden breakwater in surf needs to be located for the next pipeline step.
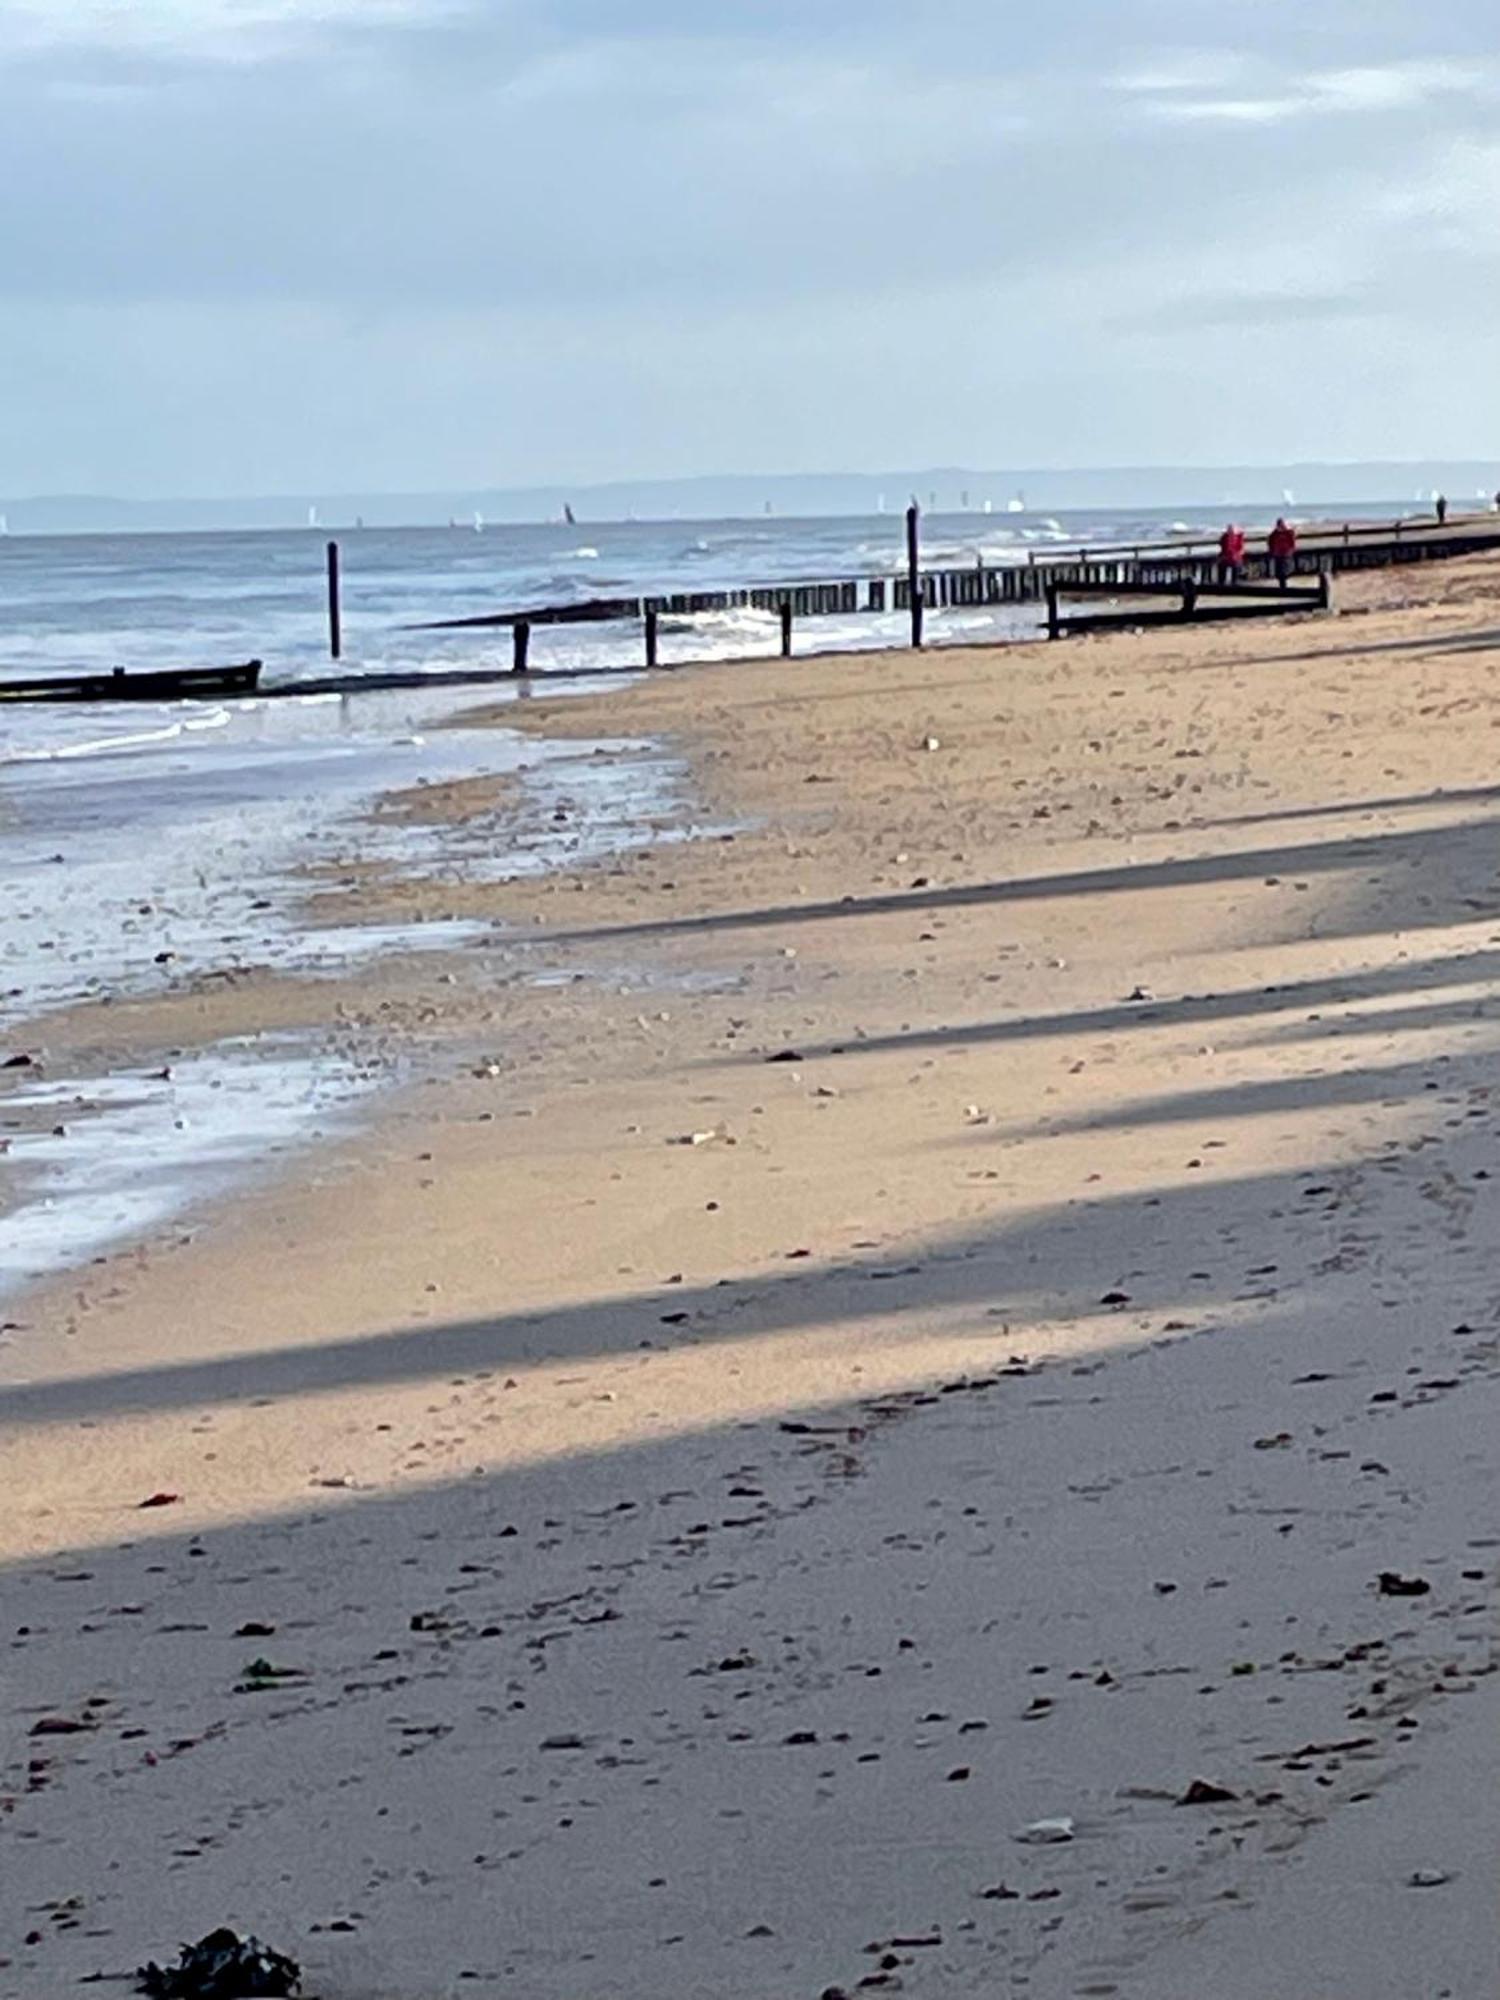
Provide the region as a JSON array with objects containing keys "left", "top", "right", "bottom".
[{"left": 412, "top": 514, "right": 1500, "bottom": 633}]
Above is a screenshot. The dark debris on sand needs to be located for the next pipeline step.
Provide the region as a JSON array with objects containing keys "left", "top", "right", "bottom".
[{"left": 137, "top": 1928, "right": 302, "bottom": 1998}]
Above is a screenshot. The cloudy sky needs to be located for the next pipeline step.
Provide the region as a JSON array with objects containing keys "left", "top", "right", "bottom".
[{"left": 2, "top": 0, "right": 1497, "bottom": 494}]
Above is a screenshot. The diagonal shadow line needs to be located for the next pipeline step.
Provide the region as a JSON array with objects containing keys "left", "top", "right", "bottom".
[
  {"left": 1208, "top": 623, "right": 1500, "bottom": 674},
  {"left": 0, "top": 1249, "right": 1068, "bottom": 1436},
  {"left": 0, "top": 1129, "right": 1431, "bottom": 1442},
  {"left": 738, "top": 946, "right": 1500, "bottom": 1066},
  {"left": 982, "top": 1045, "right": 1499, "bottom": 1145},
  {"left": 1195, "top": 781, "right": 1500, "bottom": 835},
  {"left": 524, "top": 815, "right": 1500, "bottom": 950},
  {"left": 1237, "top": 993, "right": 1500, "bottom": 1049}
]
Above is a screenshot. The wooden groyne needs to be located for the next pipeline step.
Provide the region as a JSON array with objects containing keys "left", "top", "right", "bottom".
[
  {"left": 421, "top": 578, "right": 880, "bottom": 629},
  {"left": 1046, "top": 574, "right": 1331, "bottom": 640},
  {"left": 411, "top": 512, "right": 1500, "bottom": 648}
]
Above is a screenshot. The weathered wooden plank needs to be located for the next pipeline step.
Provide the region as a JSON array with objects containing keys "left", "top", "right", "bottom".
[
  {"left": 1054, "top": 578, "right": 1324, "bottom": 603},
  {"left": 0, "top": 661, "right": 263, "bottom": 704},
  {"left": 1054, "top": 598, "right": 1328, "bottom": 637}
]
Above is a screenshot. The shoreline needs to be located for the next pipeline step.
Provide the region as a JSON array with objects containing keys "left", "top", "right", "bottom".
[
  {"left": 0, "top": 677, "right": 709, "bottom": 1302},
  {"left": 3, "top": 556, "right": 1500, "bottom": 1996}
]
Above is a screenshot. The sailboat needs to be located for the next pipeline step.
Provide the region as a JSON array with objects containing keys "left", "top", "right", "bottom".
[{"left": 473, "top": 511, "right": 485, "bottom": 533}]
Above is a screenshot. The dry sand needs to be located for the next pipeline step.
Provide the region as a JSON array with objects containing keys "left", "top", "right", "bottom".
[{"left": 4, "top": 558, "right": 1500, "bottom": 1997}]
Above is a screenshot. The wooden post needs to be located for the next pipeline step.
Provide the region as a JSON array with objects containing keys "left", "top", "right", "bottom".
[
  {"left": 1046, "top": 582, "right": 1060, "bottom": 641},
  {"left": 1317, "top": 568, "right": 1332, "bottom": 612},
  {"left": 645, "top": 608, "right": 659, "bottom": 669},
  {"left": 326, "top": 540, "right": 342, "bottom": 660},
  {"left": 780, "top": 601, "right": 794, "bottom": 658},
  {"left": 512, "top": 620, "right": 531, "bottom": 675},
  {"left": 906, "top": 503, "right": 923, "bottom": 649}
]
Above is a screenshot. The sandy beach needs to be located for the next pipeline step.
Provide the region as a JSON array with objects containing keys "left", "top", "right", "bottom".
[{"left": 4, "top": 554, "right": 1500, "bottom": 1998}]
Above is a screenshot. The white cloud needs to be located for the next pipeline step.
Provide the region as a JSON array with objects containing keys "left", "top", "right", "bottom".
[
  {"left": 1143, "top": 56, "right": 1497, "bottom": 126},
  {"left": 1311, "top": 60, "right": 1490, "bottom": 113},
  {"left": 0, "top": 0, "right": 461, "bottom": 63},
  {"left": 1158, "top": 95, "right": 1302, "bottom": 125},
  {"left": 1111, "top": 52, "right": 1249, "bottom": 95}
]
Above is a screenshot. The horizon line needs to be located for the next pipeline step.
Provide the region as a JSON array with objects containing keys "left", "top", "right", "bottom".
[{"left": 6, "top": 455, "right": 1499, "bottom": 511}]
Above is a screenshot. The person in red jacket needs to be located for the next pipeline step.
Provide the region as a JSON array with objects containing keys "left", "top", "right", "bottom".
[
  {"left": 1218, "top": 523, "right": 1247, "bottom": 585},
  {"left": 1268, "top": 517, "right": 1298, "bottom": 588}
]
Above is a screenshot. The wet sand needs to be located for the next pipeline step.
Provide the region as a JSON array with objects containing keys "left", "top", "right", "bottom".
[{"left": 3, "top": 556, "right": 1500, "bottom": 1997}]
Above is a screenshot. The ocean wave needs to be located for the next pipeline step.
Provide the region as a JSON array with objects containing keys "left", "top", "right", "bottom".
[
  {"left": 0, "top": 705, "right": 232, "bottom": 765},
  {"left": 689, "top": 605, "right": 780, "bottom": 631}
]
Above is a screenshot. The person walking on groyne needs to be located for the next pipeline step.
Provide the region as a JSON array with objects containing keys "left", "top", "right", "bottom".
[
  {"left": 1218, "top": 523, "right": 1247, "bottom": 585},
  {"left": 1268, "top": 517, "right": 1298, "bottom": 588},
  {"left": 1436, "top": 494, "right": 1449, "bottom": 526}
]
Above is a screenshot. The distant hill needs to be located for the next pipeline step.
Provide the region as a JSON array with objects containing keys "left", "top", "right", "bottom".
[{"left": 3, "top": 462, "right": 1497, "bottom": 535}]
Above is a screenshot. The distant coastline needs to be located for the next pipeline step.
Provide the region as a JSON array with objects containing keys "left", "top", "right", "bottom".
[{"left": 4, "top": 459, "right": 1497, "bottom": 537}]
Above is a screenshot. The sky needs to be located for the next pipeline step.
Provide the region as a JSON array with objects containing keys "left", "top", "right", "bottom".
[{"left": 2, "top": 0, "right": 1498, "bottom": 496}]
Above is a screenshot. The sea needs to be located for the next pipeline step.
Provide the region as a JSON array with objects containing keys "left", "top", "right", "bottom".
[{"left": 0, "top": 502, "right": 1413, "bottom": 1298}]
